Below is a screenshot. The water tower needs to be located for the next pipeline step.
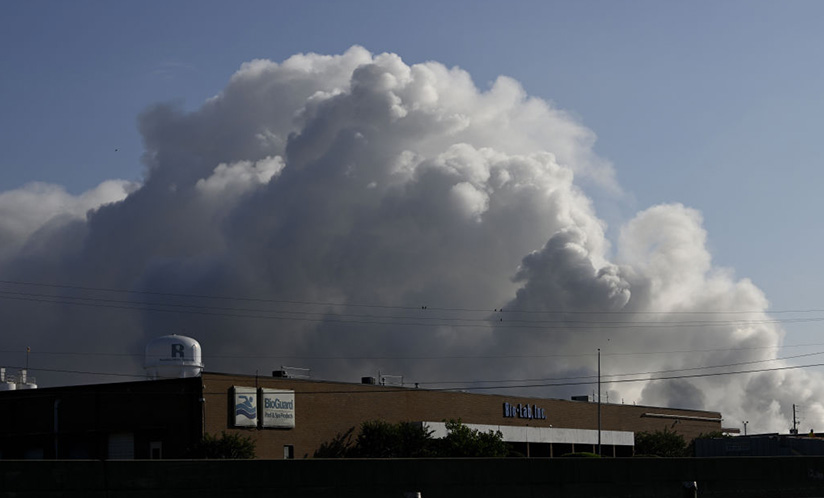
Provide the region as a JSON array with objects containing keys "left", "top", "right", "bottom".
[
  {"left": 16, "top": 369, "right": 36, "bottom": 389},
  {"left": 144, "top": 334, "right": 204, "bottom": 379},
  {"left": 0, "top": 368, "right": 15, "bottom": 391}
]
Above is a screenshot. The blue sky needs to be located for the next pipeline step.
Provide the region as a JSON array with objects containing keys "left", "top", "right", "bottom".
[{"left": 2, "top": 0, "right": 824, "bottom": 411}]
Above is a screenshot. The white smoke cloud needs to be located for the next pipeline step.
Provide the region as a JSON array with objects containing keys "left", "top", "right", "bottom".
[
  {"left": 195, "top": 156, "right": 283, "bottom": 196},
  {"left": 0, "top": 46, "right": 817, "bottom": 433},
  {"left": 0, "top": 180, "right": 134, "bottom": 260}
]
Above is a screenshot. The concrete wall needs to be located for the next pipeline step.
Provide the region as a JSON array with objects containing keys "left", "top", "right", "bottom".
[{"left": 3, "top": 457, "right": 824, "bottom": 498}]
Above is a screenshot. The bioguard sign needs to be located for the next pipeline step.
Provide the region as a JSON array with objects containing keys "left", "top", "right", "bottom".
[
  {"left": 261, "top": 389, "right": 295, "bottom": 429},
  {"left": 232, "top": 387, "right": 295, "bottom": 429}
]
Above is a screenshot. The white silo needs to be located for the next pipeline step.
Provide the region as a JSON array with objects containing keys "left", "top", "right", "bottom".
[
  {"left": 17, "top": 369, "right": 36, "bottom": 389},
  {"left": 0, "top": 368, "right": 16, "bottom": 391},
  {"left": 144, "top": 334, "right": 204, "bottom": 379}
]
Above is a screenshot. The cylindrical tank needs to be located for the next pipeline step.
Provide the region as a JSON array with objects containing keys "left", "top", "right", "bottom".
[
  {"left": 0, "top": 367, "right": 13, "bottom": 390},
  {"left": 16, "top": 369, "right": 36, "bottom": 389},
  {"left": 144, "top": 334, "right": 204, "bottom": 379}
]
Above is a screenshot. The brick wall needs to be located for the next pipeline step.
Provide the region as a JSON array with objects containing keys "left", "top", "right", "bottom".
[{"left": 202, "top": 373, "right": 721, "bottom": 459}]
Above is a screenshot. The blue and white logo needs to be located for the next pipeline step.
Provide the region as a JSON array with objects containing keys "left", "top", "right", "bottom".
[
  {"left": 235, "top": 395, "right": 256, "bottom": 420},
  {"left": 233, "top": 387, "right": 258, "bottom": 427}
]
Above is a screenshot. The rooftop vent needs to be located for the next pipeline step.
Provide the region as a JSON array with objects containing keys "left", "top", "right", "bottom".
[{"left": 272, "top": 366, "right": 310, "bottom": 379}]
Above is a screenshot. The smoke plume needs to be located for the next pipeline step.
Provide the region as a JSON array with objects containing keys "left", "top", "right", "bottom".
[{"left": 0, "top": 46, "right": 817, "bottom": 433}]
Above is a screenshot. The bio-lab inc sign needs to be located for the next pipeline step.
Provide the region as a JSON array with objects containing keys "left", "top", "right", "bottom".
[{"left": 233, "top": 387, "right": 295, "bottom": 429}]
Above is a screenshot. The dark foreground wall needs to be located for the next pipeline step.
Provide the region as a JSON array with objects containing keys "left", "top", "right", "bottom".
[{"left": 3, "top": 457, "right": 824, "bottom": 498}]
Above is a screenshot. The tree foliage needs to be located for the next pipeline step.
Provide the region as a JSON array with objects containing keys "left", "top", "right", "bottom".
[
  {"left": 350, "top": 420, "right": 436, "bottom": 458},
  {"left": 313, "top": 419, "right": 507, "bottom": 458},
  {"left": 189, "top": 431, "right": 257, "bottom": 459},
  {"left": 313, "top": 426, "right": 356, "bottom": 458},
  {"left": 634, "top": 427, "right": 687, "bottom": 457},
  {"left": 560, "top": 452, "right": 601, "bottom": 458},
  {"left": 439, "top": 419, "right": 509, "bottom": 457},
  {"left": 694, "top": 431, "right": 728, "bottom": 439}
]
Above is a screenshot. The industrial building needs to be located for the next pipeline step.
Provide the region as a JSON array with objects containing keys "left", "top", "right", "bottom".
[
  {"left": 0, "top": 335, "right": 723, "bottom": 460},
  {"left": 695, "top": 434, "right": 824, "bottom": 457}
]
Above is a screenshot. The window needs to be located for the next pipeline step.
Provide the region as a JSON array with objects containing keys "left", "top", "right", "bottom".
[
  {"left": 283, "top": 445, "right": 294, "bottom": 459},
  {"left": 150, "top": 441, "right": 162, "bottom": 459},
  {"left": 23, "top": 447, "right": 44, "bottom": 459},
  {"left": 107, "top": 433, "right": 134, "bottom": 460}
]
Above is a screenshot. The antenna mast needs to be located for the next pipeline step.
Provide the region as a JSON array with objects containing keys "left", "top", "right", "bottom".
[{"left": 791, "top": 404, "right": 799, "bottom": 435}]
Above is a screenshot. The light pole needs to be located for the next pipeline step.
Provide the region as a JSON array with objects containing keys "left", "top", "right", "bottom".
[
  {"left": 743, "top": 420, "right": 749, "bottom": 436},
  {"left": 597, "top": 348, "right": 601, "bottom": 457}
]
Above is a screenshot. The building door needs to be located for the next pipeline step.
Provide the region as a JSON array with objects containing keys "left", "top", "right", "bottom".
[
  {"left": 150, "top": 441, "right": 163, "bottom": 459},
  {"left": 107, "top": 433, "right": 134, "bottom": 459}
]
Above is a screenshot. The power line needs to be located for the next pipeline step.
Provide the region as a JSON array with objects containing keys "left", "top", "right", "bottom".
[
  {"left": 475, "top": 361, "right": 824, "bottom": 391},
  {"left": 3, "top": 278, "right": 824, "bottom": 316},
  {"left": 418, "top": 350, "right": 824, "bottom": 385},
  {"left": 0, "top": 289, "right": 821, "bottom": 331},
  {"left": 4, "top": 342, "right": 824, "bottom": 361},
  {"left": 403, "top": 361, "right": 824, "bottom": 392},
  {"left": 9, "top": 360, "right": 824, "bottom": 394},
  {"left": 9, "top": 350, "right": 824, "bottom": 391}
]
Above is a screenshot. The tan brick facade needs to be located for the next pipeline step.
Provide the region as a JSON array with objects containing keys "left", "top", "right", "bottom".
[{"left": 203, "top": 373, "right": 722, "bottom": 459}]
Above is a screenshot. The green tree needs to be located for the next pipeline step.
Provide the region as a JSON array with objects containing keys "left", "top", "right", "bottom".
[
  {"left": 560, "top": 452, "right": 601, "bottom": 458},
  {"left": 350, "top": 420, "right": 435, "bottom": 458},
  {"left": 313, "top": 419, "right": 509, "bottom": 458},
  {"left": 313, "top": 427, "right": 356, "bottom": 458},
  {"left": 634, "top": 427, "right": 687, "bottom": 457},
  {"left": 439, "top": 419, "right": 509, "bottom": 457},
  {"left": 190, "top": 431, "right": 256, "bottom": 459}
]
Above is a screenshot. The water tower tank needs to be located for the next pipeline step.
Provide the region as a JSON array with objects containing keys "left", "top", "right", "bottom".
[
  {"left": 144, "top": 334, "right": 204, "bottom": 379},
  {"left": 16, "top": 369, "right": 36, "bottom": 389},
  {"left": 0, "top": 368, "right": 15, "bottom": 391}
]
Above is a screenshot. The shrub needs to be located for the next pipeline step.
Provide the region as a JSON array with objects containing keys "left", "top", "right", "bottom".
[
  {"left": 313, "top": 419, "right": 508, "bottom": 458},
  {"left": 634, "top": 427, "right": 687, "bottom": 457},
  {"left": 560, "top": 452, "right": 601, "bottom": 458},
  {"left": 313, "top": 427, "right": 355, "bottom": 458},
  {"left": 190, "top": 431, "right": 256, "bottom": 459},
  {"left": 439, "top": 419, "right": 509, "bottom": 458}
]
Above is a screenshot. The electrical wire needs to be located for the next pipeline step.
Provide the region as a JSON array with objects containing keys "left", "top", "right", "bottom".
[
  {"left": 4, "top": 279, "right": 824, "bottom": 393},
  {"left": 7, "top": 349, "right": 824, "bottom": 392},
  {"left": 6, "top": 360, "right": 824, "bottom": 395},
  {"left": 1, "top": 289, "right": 822, "bottom": 331},
  {"left": 417, "top": 350, "right": 824, "bottom": 385},
  {"left": 4, "top": 278, "right": 824, "bottom": 316},
  {"left": 4, "top": 342, "right": 824, "bottom": 361}
]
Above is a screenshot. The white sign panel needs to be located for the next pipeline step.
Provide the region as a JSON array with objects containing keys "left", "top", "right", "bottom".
[
  {"left": 233, "top": 386, "right": 258, "bottom": 427},
  {"left": 260, "top": 389, "right": 295, "bottom": 428}
]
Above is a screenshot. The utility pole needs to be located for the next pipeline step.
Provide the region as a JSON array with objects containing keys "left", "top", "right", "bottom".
[
  {"left": 743, "top": 420, "right": 749, "bottom": 436},
  {"left": 597, "top": 348, "right": 601, "bottom": 457}
]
